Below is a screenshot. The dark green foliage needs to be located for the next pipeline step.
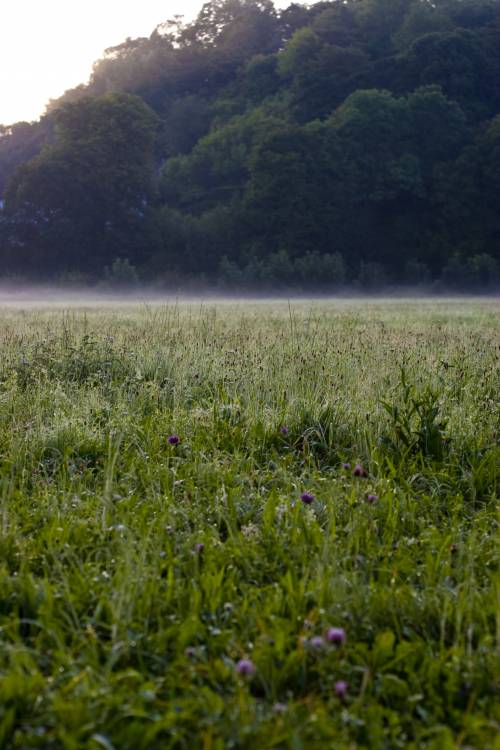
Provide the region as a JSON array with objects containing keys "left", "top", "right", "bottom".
[
  {"left": 435, "top": 116, "right": 500, "bottom": 270},
  {"left": 396, "top": 28, "right": 500, "bottom": 118},
  {"left": 1, "top": 0, "right": 499, "bottom": 285},
  {"left": 219, "top": 248, "right": 346, "bottom": 288},
  {"left": 3, "top": 94, "right": 159, "bottom": 275},
  {"left": 0, "top": 118, "right": 54, "bottom": 194},
  {"left": 380, "top": 367, "right": 448, "bottom": 462}
]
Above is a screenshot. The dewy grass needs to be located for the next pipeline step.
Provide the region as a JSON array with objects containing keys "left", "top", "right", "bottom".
[{"left": 0, "top": 297, "right": 498, "bottom": 749}]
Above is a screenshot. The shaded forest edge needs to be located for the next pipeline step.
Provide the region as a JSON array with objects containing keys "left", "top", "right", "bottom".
[{"left": 0, "top": 0, "right": 499, "bottom": 291}]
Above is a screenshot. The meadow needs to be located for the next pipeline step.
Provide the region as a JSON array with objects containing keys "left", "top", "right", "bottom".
[{"left": 0, "top": 296, "right": 498, "bottom": 749}]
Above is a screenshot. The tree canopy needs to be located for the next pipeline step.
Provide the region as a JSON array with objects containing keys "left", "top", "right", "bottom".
[{"left": 1, "top": 0, "right": 499, "bottom": 288}]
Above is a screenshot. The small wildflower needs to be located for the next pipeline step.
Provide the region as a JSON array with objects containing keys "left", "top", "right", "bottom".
[
  {"left": 366, "top": 494, "right": 378, "bottom": 504},
  {"left": 342, "top": 462, "right": 351, "bottom": 470},
  {"left": 168, "top": 435, "right": 180, "bottom": 446},
  {"left": 334, "top": 680, "right": 348, "bottom": 700},
  {"left": 310, "top": 635, "right": 325, "bottom": 650},
  {"left": 185, "top": 647, "right": 197, "bottom": 658},
  {"left": 326, "top": 627, "right": 346, "bottom": 645},
  {"left": 280, "top": 426, "right": 289, "bottom": 435},
  {"left": 353, "top": 464, "right": 368, "bottom": 478},
  {"left": 300, "top": 492, "right": 315, "bottom": 505},
  {"left": 273, "top": 702, "right": 287, "bottom": 714},
  {"left": 195, "top": 543, "right": 205, "bottom": 554},
  {"left": 241, "top": 523, "right": 260, "bottom": 540},
  {"left": 236, "top": 659, "right": 256, "bottom": 677}
]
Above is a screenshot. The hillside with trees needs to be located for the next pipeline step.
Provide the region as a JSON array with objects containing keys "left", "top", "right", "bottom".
[{"left": 1, "top": 0, "right": 499, "bottom": 289}]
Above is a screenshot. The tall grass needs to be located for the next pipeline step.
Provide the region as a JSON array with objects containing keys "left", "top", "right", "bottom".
[{"left": 0, "top": 298, "right": 498, "bottom": 749}]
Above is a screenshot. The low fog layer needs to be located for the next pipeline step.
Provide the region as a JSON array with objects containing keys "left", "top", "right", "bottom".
[{"left": 0, "top": 286, "right": 497, "bottom": 312}]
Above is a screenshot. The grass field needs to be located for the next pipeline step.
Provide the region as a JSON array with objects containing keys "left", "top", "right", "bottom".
[{"left": 0, "top": 297, "right": 498, "bottom": 749}]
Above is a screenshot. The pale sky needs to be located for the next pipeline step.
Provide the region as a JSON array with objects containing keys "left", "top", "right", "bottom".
[{"left": 0, "top": 0, "right": 289, "bottom": 126}]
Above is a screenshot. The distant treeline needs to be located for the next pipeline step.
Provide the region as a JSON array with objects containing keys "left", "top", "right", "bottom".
[{"left": 0, "top": 0, "right": 499, "bottom": 288}]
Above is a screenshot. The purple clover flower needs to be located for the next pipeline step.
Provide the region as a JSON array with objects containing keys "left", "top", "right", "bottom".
[
  {"left": 334, "top": 680, "right": 348, "bottom": 700},
  {"left": 342, "top": 462, "right": 351, "bottom": 470},
  {"left": 300, "top": 492, "right": 315, "bottom": 505},
  {"left": 195, "top": 543, "right": 205, "bottom": 553},
  {"left": 326, "top": 627, "right": 346, "bottom": 646},
  {"left": 168, "top": 435, "right": 180, "bottom": 446},
  {"left": 310, "top": 635, "right": 325, "bottom": 650},
  {"left": 366, "top": 494, "right": 378, "bottom": 504},
  {"left": 353, "top": 464, "right": 367, "bottom": 478},
  {"left": 235, "top": 659, "right": 256, "bottom": 677},
  {"left": 280, "top": 426, "right": 289, "bottom": 435}
]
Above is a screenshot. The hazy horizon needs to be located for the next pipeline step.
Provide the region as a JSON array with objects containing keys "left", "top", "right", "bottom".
[{"left": 0, "top": 283, "right": 497, "bottom": 309}]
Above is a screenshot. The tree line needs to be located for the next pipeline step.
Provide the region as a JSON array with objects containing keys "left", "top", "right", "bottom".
[{"left": 1, "top": 0, "right": 499, "bottom": 289}]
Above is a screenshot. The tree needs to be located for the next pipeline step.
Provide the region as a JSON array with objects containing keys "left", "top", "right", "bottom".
[
  {"left": 3, "top": 94, "right": 159, "bottom": 276},
  {"left": 435, "top": 116, "right": 500, "bottom": 262},
  {"left": 244, "top": 121, "right": 347, "bottom": 257},
  {"left": 0, "top": 118, "right": 54, "bottom": 195},
  {"left": 160, "top": 108, "right": 285, "bottom": 214},
  {"left": 351, "top": 0, "right": 411, "bottom": 55},
  {"left": 393, "top": 1, "right": 452, "bottom": 50},
  {"left": 398, "top": 28, "right": 500, "bottom": 119},
  {"left": 181, "top": 0, "right": 279, "bottom": 53}
]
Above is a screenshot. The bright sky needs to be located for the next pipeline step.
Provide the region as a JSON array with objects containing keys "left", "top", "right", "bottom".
[{"left": 0, "top": 0, "right": 289, "bottom": 126}]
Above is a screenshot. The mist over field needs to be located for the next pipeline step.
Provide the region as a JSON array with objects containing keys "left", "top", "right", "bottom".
[{"left": 0, "top": 286, "right": 498, "bottom": 314}]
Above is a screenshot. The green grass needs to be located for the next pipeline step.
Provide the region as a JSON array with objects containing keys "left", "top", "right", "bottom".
[{"left": 0, "top": 297, "right": 498, "bottom": 749}]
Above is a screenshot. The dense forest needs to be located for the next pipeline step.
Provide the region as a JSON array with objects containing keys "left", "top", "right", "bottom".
[{"left": 1, "top": 0, "right": 499, "bottom": 289}]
